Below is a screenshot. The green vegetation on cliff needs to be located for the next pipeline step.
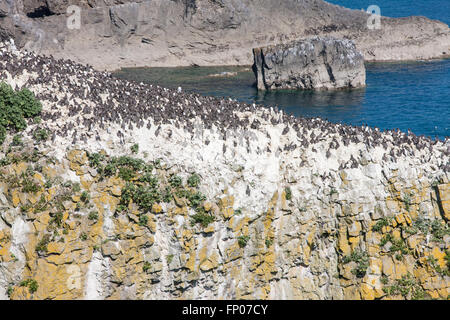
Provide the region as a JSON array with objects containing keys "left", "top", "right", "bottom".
[
  {"left": 0, "top": 82, "right": 42, "bottom": 145},
  {"left": 0, "top": 132, "right": 448, "bottom": 300}
]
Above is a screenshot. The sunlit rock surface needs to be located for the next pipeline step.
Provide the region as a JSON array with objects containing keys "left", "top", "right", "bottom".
[
  {"left": 0, "top": 42, "right": 448, "bottom": 300},
  {"left": 253, "top": 37, "right": 366, "bottom": 91}
]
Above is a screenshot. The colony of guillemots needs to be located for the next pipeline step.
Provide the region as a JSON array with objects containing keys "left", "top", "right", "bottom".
[
  {"left": 0, "top": 40, "right": 449, "bottom": 172},
  {"left": 0, "top": 40, "right": 449, "bottom": 301}
]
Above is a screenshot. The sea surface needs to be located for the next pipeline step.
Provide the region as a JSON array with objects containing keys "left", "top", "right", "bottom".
[{"left": 113, "top": 0, "right": 450, "bottom": 139}]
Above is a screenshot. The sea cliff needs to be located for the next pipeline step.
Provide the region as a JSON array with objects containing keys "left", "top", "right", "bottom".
[
  {"left": 0, "top": 42, "right": 449, "bottom": 300},
  {"left": 1, "top": 0, "right": 449, "bottom": 70}
]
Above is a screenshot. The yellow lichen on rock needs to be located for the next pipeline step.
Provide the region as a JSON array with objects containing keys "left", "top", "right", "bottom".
[{"left": 0, "top": 146, "right": 448, "bottom": 300}]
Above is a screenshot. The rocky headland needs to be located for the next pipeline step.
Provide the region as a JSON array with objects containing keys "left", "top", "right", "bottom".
[
  {"left": 0, "top": 42, "right": 449, "bottom": 300},
  {"left": 253, "top": 37, "right": 366, "bottom": 91},
  {"left": 1, "top": 0, "right": 449, "bottom": 70}
]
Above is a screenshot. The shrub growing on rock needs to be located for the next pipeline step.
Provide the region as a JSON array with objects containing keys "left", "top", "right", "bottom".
[
  {"left": 139, "top": 214, "right": 149, "bottom": 226},
  {"left": 169, "top": 175, "right": 182, "bottom": 188},
  {"left": 143, "top": 261, "right": 151, "bottom": 273},
  {"left": 87, "top": 152, "right": 105, "bottom": 168},
  {"left": 131, "top": 143, "right": 139, "bottom": 154},
  {"left": 284, "top": 186, "right": 292, "bottom": 200},
  {"left": 191, "top": 209, "right": 214, "bottom": 228},
  {"left": 342, "top": 249, "right": 369, "bottom": 278},
  {"left": 88, "top": 211, "right": 99, "bottom": 221},
  {"left": 0, "top": 82, "right": 42, "bottom": 145},
  {"left": 33, "top": 128, "right": 49, "bottom": 142},
  {"left": 238, "top": 235, "right": 250, "bottom": 248},
  {"left": 187, "top": 173, "right": 201, "bottom": 188},
  {"left": 20, "top": 279, "right": 39, "bottom": 294}
]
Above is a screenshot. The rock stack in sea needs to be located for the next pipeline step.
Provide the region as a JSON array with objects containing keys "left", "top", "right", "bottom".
[
  {"left": 0, "top": 42, "right": 449, "bottom": 300},
  {"left": 253, "top": 37, "right": 366, "bottom": 91}
]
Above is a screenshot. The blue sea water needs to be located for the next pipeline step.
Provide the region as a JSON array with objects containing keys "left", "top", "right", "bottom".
[
  {"left": 326, "top": 0, "right": 450, "bottom": 24},
  {"left": 114, "top": 0, "right": 450, "bottom": 139}
]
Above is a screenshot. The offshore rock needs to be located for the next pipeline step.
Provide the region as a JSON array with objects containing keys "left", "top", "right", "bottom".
[{"left": 253, "top": 37, "right": 366, "bottom": 91}]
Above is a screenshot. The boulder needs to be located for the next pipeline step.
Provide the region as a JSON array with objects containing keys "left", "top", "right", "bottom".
[{"left": 252, "top": 37, "right": 366, "bottom": 91}]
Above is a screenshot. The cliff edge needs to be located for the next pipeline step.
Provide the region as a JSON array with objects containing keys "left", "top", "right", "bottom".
[{"left": 0, "top": 42, "right": 449, "bottom": 300}]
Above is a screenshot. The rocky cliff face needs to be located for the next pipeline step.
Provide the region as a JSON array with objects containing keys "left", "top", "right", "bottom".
[
  {"left": 253, "top": 37, "right": 366, "bottom": 91},
  {"left": 0, "top": 43, "right": 449, "bottom": 300},
  {"left": 1, "top": 0, "right": 449, "bottom": 70}
]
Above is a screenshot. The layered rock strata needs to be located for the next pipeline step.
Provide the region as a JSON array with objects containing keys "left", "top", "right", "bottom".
[
  {"left": 0, "top": 0, "right": 449, "bottom": 70},
  {"left": 0, "top": 42, "right": 449, "bottom": 300}
]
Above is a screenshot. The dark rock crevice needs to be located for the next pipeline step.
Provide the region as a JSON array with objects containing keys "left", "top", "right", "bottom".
[
  {"left": 321, "top": 49, "right": 336, "bottom": 84},
  {"left": 26, "top": 6, "right": 54, "bottom": 18}
]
